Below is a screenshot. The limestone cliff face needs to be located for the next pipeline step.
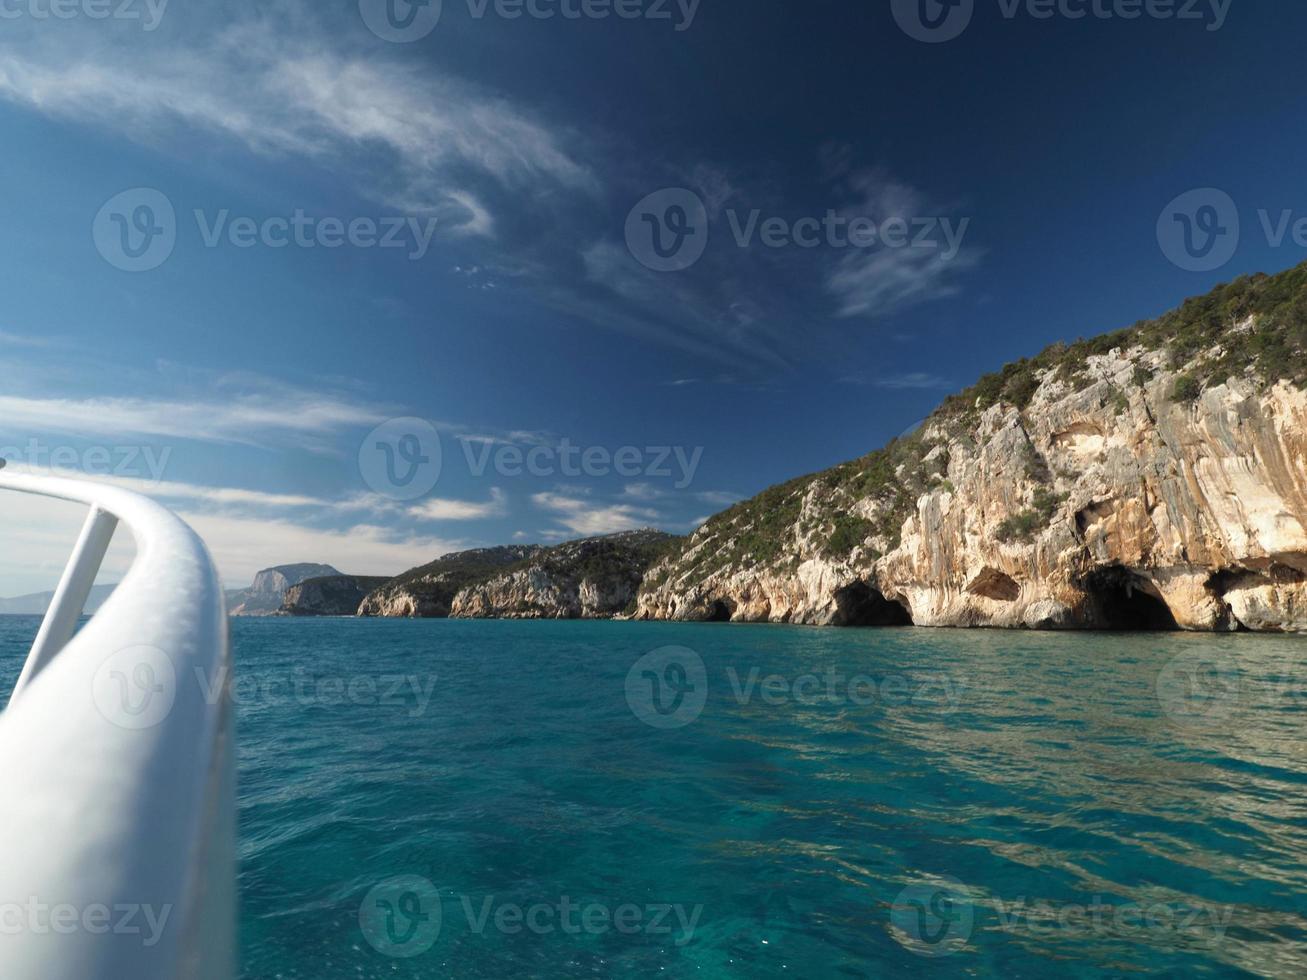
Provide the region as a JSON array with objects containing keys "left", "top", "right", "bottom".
[
  {"left": 282, "top": 575, "right": 391, "bottom": 616},
  {"left": 638, "top": 269, "right": 1307, "bottom": 633},
  {"left": 228, "top": 563, "right": 340, "bottom": 616},
  {"left": 450, "top": 529, "right": 676, "bottom": 619},
  {"left": 358, "top": 546, "right": 540, "bottom": 618},
  {"left": 879, "top": 365, "right": 1307, "bottom": 632}
]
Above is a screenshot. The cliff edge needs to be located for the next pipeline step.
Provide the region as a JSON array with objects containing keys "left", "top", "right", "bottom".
[{"left": 637, "top": 263, "right": 1307, "bottom": 632}]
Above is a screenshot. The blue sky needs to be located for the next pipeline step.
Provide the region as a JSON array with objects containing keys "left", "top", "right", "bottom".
[{"left": 0, "top": 0, "right": 1305, "bottom": 593}]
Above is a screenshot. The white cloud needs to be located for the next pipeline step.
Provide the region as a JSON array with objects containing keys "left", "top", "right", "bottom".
[
  {"left": 824, "top": 170, "right": 980, "bottom": 319},
  {"left": 177, "top": 510, "right": 451, "bottom": 589},
  {"left": 0, "top": 328, "right": 60, "bottom": 349},
  {"left": 446, "top": 190, "right": 496, "bottom": 238},
  {"left": 0, "top": 492, "right": 137, "bottom": 596},
  {"left": 695, "top": 490, "right": 741, "bottom": 506},
  {"left": 0, "top": 390, "right": 383, "bottom": 445},
  {"left": 531, "top": 491, "right": 660, "bottom": 537},
  {"left": 622, "top": 482, "right": 738, "bottom": 508},
  {"left": 0, "top": 463, "right": 453, "bottom": 593},
  {"left": 622, "top": 482, "right": 661, "bottom": 501},
  {"left": 109, "top": 474, "right": 332, "bottom": 510},
  {"left": 408, "top": 488, "right": 507, "bottom": 522},
  {"left": 839, "top": 371, "right": 953, "bottom": 390},
  {"left": 875, "top": 372, "right": 953, "bottom": 390},
  {"left": 0, "top": 16, "right": 594, "bottom": 233},
  {"left": 827, "top": 246, "right": 977, "bottom": 319}
]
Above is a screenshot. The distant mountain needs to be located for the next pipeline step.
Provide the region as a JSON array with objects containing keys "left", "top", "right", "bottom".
[
  {"left": 227, "top": 563, "right": 341, "bottom": 616},
  {"left": 0, "top": 582, "right": 119, "bottom": 616}
]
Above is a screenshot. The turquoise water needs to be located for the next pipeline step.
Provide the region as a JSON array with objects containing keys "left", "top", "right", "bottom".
[{"left": 2, "top": 617, "right": 1306, "bottom": 977}]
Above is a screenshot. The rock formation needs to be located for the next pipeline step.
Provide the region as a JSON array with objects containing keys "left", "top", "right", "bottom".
[
  {"left": 637, "top": 264, "right": 1307, "bottom": 633},
  {"left": 281, "top": 575, "right": 392, "bottom": 616},
  {"left": 450, "top": 529, "right": 677, "bottom": 619},
  {"left": 227, "top": 563, "right": 340, "bottom": 616},
  {"left": 357, "top": 546, "right": 541, "bottom": 617}
]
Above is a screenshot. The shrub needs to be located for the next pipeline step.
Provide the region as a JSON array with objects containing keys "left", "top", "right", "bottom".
[
  {"left": 1170, "top": 373, "right": 1202, "bottom": 403},
  {"left": 825, "top": 515, "right": 876, "bottom": 558},
  {"left": 995, "top": 511, "right": 1042, "bottom": 543},
  {"left": 1022, "top": 442, "right": 1051, "bottom": 483},
  {"left": 994, "top": 488, "right": 1067, "bottom": 543}
]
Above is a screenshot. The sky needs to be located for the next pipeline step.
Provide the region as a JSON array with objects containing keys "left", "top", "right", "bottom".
[{"left": 0, "top": 0, "right": 1305, "bottom": 594}]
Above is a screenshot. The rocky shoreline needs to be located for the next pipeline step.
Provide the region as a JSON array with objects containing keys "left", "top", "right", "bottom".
[
  {"left": 237, "top": 265, "right": 1307, "bottom": 633},
  {"left": 635, "top": 265, "right": 1307, "bottom": 633}
]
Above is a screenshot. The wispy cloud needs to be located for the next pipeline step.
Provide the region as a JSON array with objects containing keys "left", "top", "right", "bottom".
[
  {"left": 0, "top": 492, "right": 138, "bottom": 596},
  {"left": 823, "top": 170, "right": 980, "bottom": 319},
  {"left": 695, "top": 490, "right": 742, "bottom": 506},
  {"left": 0, "top": 12, "right": 595, "bottom": 234},
  {"left": 0, "top": 463, "right": 453, "bottom": 590},
  {"left": 0, "top": 390, "right": 383, "bottom": 445},
  {"left": 0, "top": 328, "right": 61, "bottom": 349},
  {"left": 827, "top": 246, "right": 977, "bottom": 319},
  {"left": 0, "top": 8, "right": 978, "bottom": 371},
  {"left": 622, "top": 482, "right": 738, "bottom": 507},
  {"left": 531, "top": 490, "right": 660, "bottom": 537},
  {"left": 408, "top": 488, "right": 508, "bottom": 522},
  {"left": 110, "top": 474, "right": 334, "bottom": 510},
  {"left": 839, "top": 371, "right": 954, "bottom": 390},
  {"left": 179, "top": 511, "right": 452, "bottom": 588}
]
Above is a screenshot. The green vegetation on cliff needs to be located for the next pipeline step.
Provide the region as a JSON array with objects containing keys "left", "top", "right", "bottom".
[
  {"left": 643, "top": 259, "right": 1307, "bottom": 591},
  {"left": 510, "top": 529, "right": 680, "bottom": 582},
  {"left": 940, "top": 261, "right": 1307, "bottom": 417},
  {"left": 361, "top": 531, "right": 682, "bottom": 618},
  {"left": 282, "top": 575, "right": 393, "bottom": 616},
  {"left": 359, "top": 545, "right": 542, "bottom": 616}
]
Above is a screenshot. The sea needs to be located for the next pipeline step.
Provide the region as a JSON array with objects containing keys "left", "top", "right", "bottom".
[{"left": 2, "top": 616, "right": 1305, "bottom": 978}]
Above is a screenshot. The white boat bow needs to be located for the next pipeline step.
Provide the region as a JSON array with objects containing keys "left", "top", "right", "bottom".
[{"left": 0, "top": 471, "right": 234, "bottom": 980}]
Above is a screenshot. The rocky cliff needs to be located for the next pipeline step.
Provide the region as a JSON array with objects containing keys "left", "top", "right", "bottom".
[
  {"left": 282, "top": 575, "right": 392, "bottom": 616},
  {"left": 637, "top": 263, "right": 1307, "bottom": 633},
  {"left": 228, "top": 563, "right": 340, "bottom": 616},
  {"left": 357, "top": 546, "right": 541, "bottom": 617},
  {"left": 450, "top": 529, "right": 678, "bottom": 619}
]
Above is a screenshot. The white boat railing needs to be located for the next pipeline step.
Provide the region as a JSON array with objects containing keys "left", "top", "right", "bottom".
[{"left": 0, "top": 470, "right": 234, "bottom": 980}]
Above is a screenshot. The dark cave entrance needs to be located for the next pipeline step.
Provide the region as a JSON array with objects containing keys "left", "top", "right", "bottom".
[
  {"left": 706, "top": 600, "right": 734, "bottom": 622},
  {"left": 1082, "top": 567, "right": 1180, "bottom": 631},
  {"left": 832, "top": 581, "right": 914, "bottom": 627}
]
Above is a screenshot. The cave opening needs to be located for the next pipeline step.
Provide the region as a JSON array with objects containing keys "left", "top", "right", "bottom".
[
  {"left": 706, "top": 600, "right": 734, "bottom": 622},
  {"left": 832, "top": 581, "right": 914, "bottom": 627},
  {"left": 1082, "top": 567, "right": 1180, "bottom": 631}
]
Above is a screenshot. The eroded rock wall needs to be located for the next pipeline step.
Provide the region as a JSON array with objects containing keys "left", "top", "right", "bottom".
[{"left": 638, "top": 349, "right": 1307, "bottom": 633}]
